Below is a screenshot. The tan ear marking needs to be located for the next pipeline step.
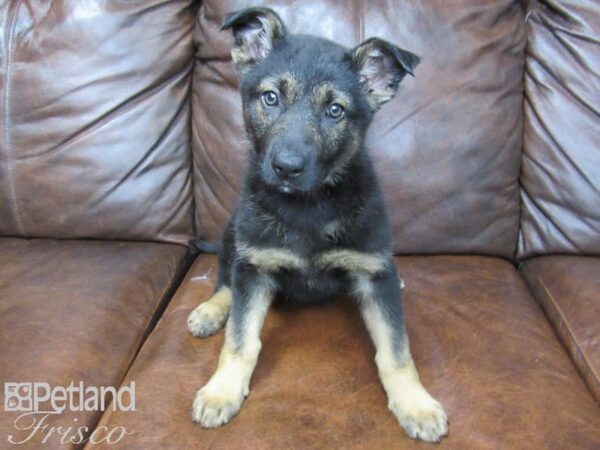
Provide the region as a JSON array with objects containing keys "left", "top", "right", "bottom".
[
  {"left": 350, "top": 38, "right": 420, "bottom": 109},
  {"left": 223, "top": 8, "right": 287, "bottom": 73}
]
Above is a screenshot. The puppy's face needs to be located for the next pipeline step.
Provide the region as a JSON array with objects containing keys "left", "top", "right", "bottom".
[
  {"left": 241, "top": 41, "right": 370, "bottom": 195},
  {"left": 222, "top": 8, "right": 420, "bottom": 195}
]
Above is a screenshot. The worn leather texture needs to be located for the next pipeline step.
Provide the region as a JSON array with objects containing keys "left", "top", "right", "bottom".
[
  {"left": 0, "top": 238, "right": 188, "bottom": 449},
  {"left": 0, "top": 1, "right": 196, "bottom": 244},
  {"left": 91, "top": 255, "right": 600, "bottom": 449},
  {"left": 192, "top": 0, "right": 526, "bottom": 258},
  {"left": 518, "top": 0, "right": 600, "bottom": 258},
  {"left": 521, "top": 256, "right": 600, "bottom": 402}
]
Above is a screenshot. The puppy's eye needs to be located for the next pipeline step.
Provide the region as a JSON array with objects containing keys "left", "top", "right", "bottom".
[
  {"left": 326, "top": 103, "right": 345, "bottom": 119},
  {"left": 262, "top": 91, "right": 279, "bottom": 107}
]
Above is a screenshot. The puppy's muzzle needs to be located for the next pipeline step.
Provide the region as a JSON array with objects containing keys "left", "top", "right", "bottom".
[
  {"left": 271, "top": 151, "right": 306, "bottom": 180},
  {"left": 263, "top": 136, "right": 318, "bottom": 194}
]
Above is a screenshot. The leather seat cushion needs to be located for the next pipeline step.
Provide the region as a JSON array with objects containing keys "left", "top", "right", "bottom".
[
  {"left": 92, "top": 255, "right": 600, "bottom": 449},
  {"left": 0, "top": 238, "right": 188, "bottom": 449},
  {"left": 521, "top": 256, "right": 600, "bottom": 401}
]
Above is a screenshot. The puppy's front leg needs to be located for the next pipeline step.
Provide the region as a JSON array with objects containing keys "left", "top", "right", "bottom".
[
  {"left": 192, "top": 264, "right": 273, "bottom": 428},
  {"left": 188, "top": 286, "right": 232, "bottom": 337},
  {"left": 353, "top": 265, "right": 448, "bottom": 442}
]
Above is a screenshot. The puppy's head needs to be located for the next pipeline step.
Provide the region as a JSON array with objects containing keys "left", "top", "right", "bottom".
[{"left": 222, "top": 7, "right": 420, "bottom": 195}]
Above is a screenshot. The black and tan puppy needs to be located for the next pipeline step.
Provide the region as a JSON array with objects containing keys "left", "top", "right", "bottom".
[{"left": 187, "top": 7, "right": 448, "bottom": 442}]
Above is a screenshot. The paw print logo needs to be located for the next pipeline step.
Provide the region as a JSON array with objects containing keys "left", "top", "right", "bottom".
[{"left": 4, "top": 383, "right": 32, "bottom": 412}]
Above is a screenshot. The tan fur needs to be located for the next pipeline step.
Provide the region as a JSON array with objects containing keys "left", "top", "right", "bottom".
[
  {"left": 237, "top": 242, "right": 388, "bottom": 276},
  {"left": 316, "top": 249, "right": 387, "bottom": 275},
  {"left": 254, "top": 77, "right": 279, "bottom": 136},
  {"left": 280, "top": 72, "right": 302, "bottom": 104},
  {"left": 257, "top": 72, "right": 303, "bottom": 105},
  {"left": 324, "top": 127, "right": 361, "bottom": 185},
  {"left": 231, "top": 13, "right": 284, "bottom": 74},
  {"left": 311, "top": 82, "right": 351, "bottom": 109},
  {"left": 254, "top": 100, "right": 270, "bottom": 137},
  {"left": 231, "top": 46, "right": 249, "bottom": 70},
  {"left": 256, "top": 14, "right": 284, "bottom": 56},
  {"left": 187, "top": 287, "right": 233, "bottom": 337},
  {"left": 354, "top": 275, "right": 448, "bottom": 442},
  {"left": 352, "top": 43, "right": 396, "bottom": 109},
  {"left": 311, "top": 83, "right": 351, "bottom": 155},
  {"left": 257, "top": 77, "right": 280, "bottom": 95},
  {"left": 237, "top": 242, "right": 306, "bottom": 272},
  {"left": 192, "top": 280, "right": 273, "bottom": 427}
]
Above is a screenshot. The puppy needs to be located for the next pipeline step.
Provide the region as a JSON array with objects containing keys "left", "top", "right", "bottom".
[{"left": 188, "top": 7, "right": 448, "bottom": 442}]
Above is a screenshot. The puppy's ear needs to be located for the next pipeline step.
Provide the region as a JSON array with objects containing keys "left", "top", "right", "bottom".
[
  {"left": 350, "top": 38, "right": 420, "bottom": 110},
  {"left": 221, "top": 7, "right": 287, "bottom": 74}
]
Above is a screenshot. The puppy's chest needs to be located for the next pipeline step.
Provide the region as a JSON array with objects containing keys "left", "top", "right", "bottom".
[
  {"left": 237, "top": 241, "right": 387, "bottom": 303},
  {"left": 259, "top": 205, "right": 353, "bottom": 246},
  {"left": 236, "top": 223, "right": 386, "bottom": 277},
  {"left": 237, "top": 200, "right": 387, "bottom": 275}
]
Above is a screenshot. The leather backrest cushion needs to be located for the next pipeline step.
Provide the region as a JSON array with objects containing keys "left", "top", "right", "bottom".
[
  {"left": 192, "top": 0, "right": 526, "bottom": 258},
  {"left": 0, "top": 1, "right": 196, "bottom": 244},
  {"left": 518, "top": 0, "right": 600, "bottom": 258}
]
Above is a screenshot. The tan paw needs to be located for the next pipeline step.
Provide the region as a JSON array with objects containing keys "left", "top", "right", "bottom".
[
  {"left": 187, "top": 302, "right": 227, "bottom": 337},
  {"left": 191, "top": 385, "right": 245, "bottom": 428},
  {"left": 390, "top": 392, "right": 448, "bottom": 442}
]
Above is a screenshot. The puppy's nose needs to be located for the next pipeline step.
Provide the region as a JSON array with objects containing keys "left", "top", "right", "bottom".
[{"left": 271, "top": 152, "right": 306, "bottom": 179}]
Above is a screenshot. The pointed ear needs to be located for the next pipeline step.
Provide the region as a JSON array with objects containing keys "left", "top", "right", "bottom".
[
  {"left": 350, "top": 38, "right": 420, "bottom": 109},
  {"left": 221, "top": 7, "right": 287, "bottom": 74}
]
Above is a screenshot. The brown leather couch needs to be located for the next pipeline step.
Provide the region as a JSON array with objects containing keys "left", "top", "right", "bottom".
[{"left": 1, "top": 1, "right": 598, "bottom": 449}]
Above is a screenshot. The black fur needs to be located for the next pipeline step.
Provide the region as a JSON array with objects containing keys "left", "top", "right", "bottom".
[
  {"left": 216, "top": 8, "right": 418, "bottom": 312},
  {"left": 189, "top": 9, "right": 448, "bottom": 443}
]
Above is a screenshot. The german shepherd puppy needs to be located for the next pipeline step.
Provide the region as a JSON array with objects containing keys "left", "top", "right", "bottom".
[{"left": 188, "top": 7, "right": 448, "bottom": 442}]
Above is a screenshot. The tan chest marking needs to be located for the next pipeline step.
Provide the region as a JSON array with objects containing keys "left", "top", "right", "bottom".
[
  {"left": 237, "top": 244, "right": 306, "bottom": 272},
  {"left": 237, "top": 243, "right": 387, "bottom": 276},
  {"left": 315, "top": 249, "right": 387, "bottom": 275}
]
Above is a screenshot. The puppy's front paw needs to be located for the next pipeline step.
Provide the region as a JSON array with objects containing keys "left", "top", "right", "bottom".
[
  {"left": 192, "top": 385, "right": 245, "bottom": 428},
  {"left": 187, "top": 302, "right": 227, "bottom": 337},
  {"left": 390, "top": 392, "right": 448, "bottom": 442}
]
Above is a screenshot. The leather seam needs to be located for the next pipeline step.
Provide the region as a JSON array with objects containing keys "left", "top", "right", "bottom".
[
  {"left": 516, "top": 0, "right": 529, "bottom": 260},
  {"left": 80, "top": 250, "right": 194, "bottom": 447},
  {"left": 535, "top": 272, "right": 600, "bottom": 397},
  {"left": 115, "top": 248, "right": 195, "bottom": 384},
  {"left": 358, "top": 0, "right": 364, "bottom": 42},
  {"left": 3, "top": 0, "right": 24, "bottom": 236}
]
